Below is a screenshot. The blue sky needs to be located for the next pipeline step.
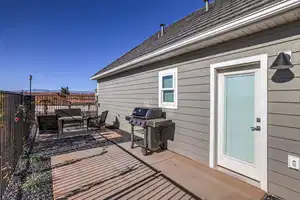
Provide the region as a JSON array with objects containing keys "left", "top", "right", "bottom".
[{"left": 0, "top": 0, "right": 203, "bottom": 91}]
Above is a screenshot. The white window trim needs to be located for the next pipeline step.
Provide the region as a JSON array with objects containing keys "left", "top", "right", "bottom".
[
  {"left": 158, "top": 68, "right": 178, "bottom": 109},
  {"left": 209, "top": 54, "right": 268, "bottom": 192}
]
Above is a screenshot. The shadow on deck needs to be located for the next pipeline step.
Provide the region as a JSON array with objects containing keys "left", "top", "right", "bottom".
[
  {"left": 39, "top": 127, "right": 265, "bottom": 200},
  {"left": 50, "top": 129, "right": 198, "bottom": 200}
]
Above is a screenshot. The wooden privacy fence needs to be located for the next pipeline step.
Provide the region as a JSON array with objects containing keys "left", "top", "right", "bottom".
[
  {"left": 33, "top": 93, "right": 98, "bottom": 117},
  {"left": 0, "top": 91, "right": 30, "bottom": 199}
]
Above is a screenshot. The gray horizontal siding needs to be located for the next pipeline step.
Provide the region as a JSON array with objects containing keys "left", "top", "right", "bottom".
[
  {"left": 178, "top": 85, "right": 209, "bottom": 93},
  {"left": 269, "top": 103, "right": 300, "bottom": 116},
  {"left": 175, "top": 126, "right": 210, "bottom": 141},
  {"left": 269, "top": 77, "right": 300, "bottom": 90},
  {"left": 269, "top": 148, "right": 300, "bottom": 164},
  {"left": 179, "top": 93, "right": 209, "bottom": 100},
  {"left": 98, "top": 55, "right": 211, "bottom": 164},
  {"left": 269, "top": 137, "right": 300, "bottom": 155},
  {"left": 168, "top": 141, "right": 209, "bottom": 164},
  {"left": 179, "top": 76, "right": 210, "bottom": 86},
  {"left": 178, "top": 100, "right": 210, "bottom": 108},
  {"left": 269, "top": 170, "right": 300, "bottom": 194},
  {"left": 269, "top": 159, "right": 300, "bottom": 181},
  {"left": 97, "top": 20, "right": 300, "bottom": 199},
  {"left": 179, "top": 68, "right": 210, "bottom": 79},
  {"left": 167, "top": 113, "right": 210, "bottom": 125},
  {"left": 167, "top": 107, "right": 210, "bottom": 117},
  {"left": 269, "top": 182, "right": 300, "bottom": 200},
  {"left": 269, "top": 171, "right": 300, "bottom": 200},
  {"left": 269, "top": 114, "right": 300, "bottom": 128},
  {"left": 268, "top": 125, "right": 300, "bottom": 141},
  {"left": 269, "top": 91, "right": 300, "bottom": 103},
  {"left": 266, "top": 23, "right": 300, "bottom": 199}
]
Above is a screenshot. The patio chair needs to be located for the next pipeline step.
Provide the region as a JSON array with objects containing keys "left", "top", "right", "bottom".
[
  {"left": 55, "top": 109, "right": 84, "bottom": 135},
  {"left": 87, "top": 110, "right": 108, "bottom": 131}
]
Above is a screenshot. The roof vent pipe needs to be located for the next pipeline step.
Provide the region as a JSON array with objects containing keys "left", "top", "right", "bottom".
[
  {"left": 204, "top": 0, "right": 209, "bottom": 12},
  {"left": 160, "top": 24, "right": 165, "bottom": 37}
]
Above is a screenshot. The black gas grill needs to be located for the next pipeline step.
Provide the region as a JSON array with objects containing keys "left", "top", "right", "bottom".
[
  {"left": 125, "top": 107, "right": 172, "bottom": 155},
  {"left": 126, "top": 107, "right": 163, "bottom": 126}
]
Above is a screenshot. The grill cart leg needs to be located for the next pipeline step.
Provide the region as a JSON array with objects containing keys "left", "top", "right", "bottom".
[
  {"left": 160, "top": 127, "right": 165, "bottom": 150},
  {"left": 142, "top": 148, "right": 148, "bottom": 156},
  {"left": 142, "top": 126, "right": 149, "bottom": 156},
  {"left": 131, "top": 124, "right": 134, "bottom": 149}
]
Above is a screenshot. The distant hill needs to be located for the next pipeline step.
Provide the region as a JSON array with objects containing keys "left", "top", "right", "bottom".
[{"left": 14, "top": 89, "right": 94, "bottom": 94}]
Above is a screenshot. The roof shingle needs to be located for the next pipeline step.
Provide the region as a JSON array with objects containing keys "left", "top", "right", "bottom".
[{"left": 93, "top": 0, "right": 282, "bottom": 77}]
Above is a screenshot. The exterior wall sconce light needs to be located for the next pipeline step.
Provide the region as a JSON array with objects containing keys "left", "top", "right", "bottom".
[{"left": 270, "top": 52, "right": 294, "bottom": 69}]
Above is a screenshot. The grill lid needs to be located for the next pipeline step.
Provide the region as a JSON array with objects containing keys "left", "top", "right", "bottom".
[
  {"left": 126, "top": 107, "right": 166, "bottom": 127},
  {"left": 132, "top": 108, "right": 149, "bottom": 117}
]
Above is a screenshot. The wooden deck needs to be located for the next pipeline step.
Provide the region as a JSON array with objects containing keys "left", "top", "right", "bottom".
[{"left": 51, "top": 130, "right": 266, "bottom": 200}]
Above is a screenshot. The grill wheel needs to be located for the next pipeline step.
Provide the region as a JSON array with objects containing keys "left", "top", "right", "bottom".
[{"left": 141, "top": 148, "right": 148, "bottom": 156}]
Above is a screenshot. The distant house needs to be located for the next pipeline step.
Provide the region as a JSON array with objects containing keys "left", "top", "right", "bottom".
[{"left": 91, "top": 0, "right": 300, "bottom": 199}]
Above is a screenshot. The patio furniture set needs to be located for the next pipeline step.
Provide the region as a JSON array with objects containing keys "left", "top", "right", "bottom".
[
  {"left": 53, "top": 107, "right": 174, "bottom": 156},
  {"left": 37, "top": 108, "right": 108, "bottom": 136},
  {"left": 37, "top": 106, "right": 173, "bottom": 157}
]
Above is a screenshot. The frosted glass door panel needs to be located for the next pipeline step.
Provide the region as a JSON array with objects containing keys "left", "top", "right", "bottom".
[{"left": 224, "top": 74, "right": 255, "bottom": 164}]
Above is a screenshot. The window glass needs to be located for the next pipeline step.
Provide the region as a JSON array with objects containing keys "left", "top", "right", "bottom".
[
  {"left": 159, "top": 68, "right": 177, "bottom": 109},
  {"left": 162, "top": 75, "right": 173, "bottom": 88},
  {"left": 163, "top": 90, "right": 174, "bottom": 102}
]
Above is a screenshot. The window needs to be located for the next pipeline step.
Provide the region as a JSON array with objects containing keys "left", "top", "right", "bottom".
[{"left": 159, "top": 68, "right": 178, "bottom": 109}]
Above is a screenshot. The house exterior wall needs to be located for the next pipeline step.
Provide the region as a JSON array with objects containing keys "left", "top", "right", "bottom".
[{"left": 97, "top": 20, "right": 300, "bottom": 200}]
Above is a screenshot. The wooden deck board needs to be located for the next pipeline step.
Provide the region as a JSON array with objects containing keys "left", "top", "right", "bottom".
[{"left": 51, "top": 129, "right": 265, "bottom": 200}]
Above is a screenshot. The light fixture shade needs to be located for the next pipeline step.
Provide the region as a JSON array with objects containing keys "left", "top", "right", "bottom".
[{"left": 270, "top": 52, "right": 294, "bottom": 69}]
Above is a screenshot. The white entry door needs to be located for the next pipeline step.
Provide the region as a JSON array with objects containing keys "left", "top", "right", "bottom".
[{"left": 217, "top": 69, "right": 261, "bottom": 181}]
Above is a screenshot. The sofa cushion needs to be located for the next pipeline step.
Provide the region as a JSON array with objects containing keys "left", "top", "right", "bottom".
[
  {"left": 58, "top": 116, "right": 83, "bottom": 121},
  {"left": 55, "top": 109, "right": 82, "bottom": 117}
]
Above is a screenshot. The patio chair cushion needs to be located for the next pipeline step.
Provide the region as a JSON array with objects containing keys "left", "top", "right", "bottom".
[
  {"left": 58, "top": 116, "right": 83, "bottom": 121},
  {"left": 55, "top": 109, "right": 82, "bottom": 117}
]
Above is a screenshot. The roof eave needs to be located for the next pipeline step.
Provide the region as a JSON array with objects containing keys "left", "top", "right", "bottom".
[{"left": 91, "top": 0, "right": 300, "bottom": 81}]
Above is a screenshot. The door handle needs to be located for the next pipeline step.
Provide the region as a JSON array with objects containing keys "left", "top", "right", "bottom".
[{"left": 251, "top": 126, "right": 261, "bottom": 131}]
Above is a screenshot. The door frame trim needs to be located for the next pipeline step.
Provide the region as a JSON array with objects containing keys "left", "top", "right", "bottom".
[{"left": 209, "top": 54, "right": 268, "bottom": 191}]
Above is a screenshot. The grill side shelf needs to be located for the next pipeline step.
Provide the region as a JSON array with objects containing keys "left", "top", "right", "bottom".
[{"left": 146, "top": 119, "right": 173, "bottom": 128}]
